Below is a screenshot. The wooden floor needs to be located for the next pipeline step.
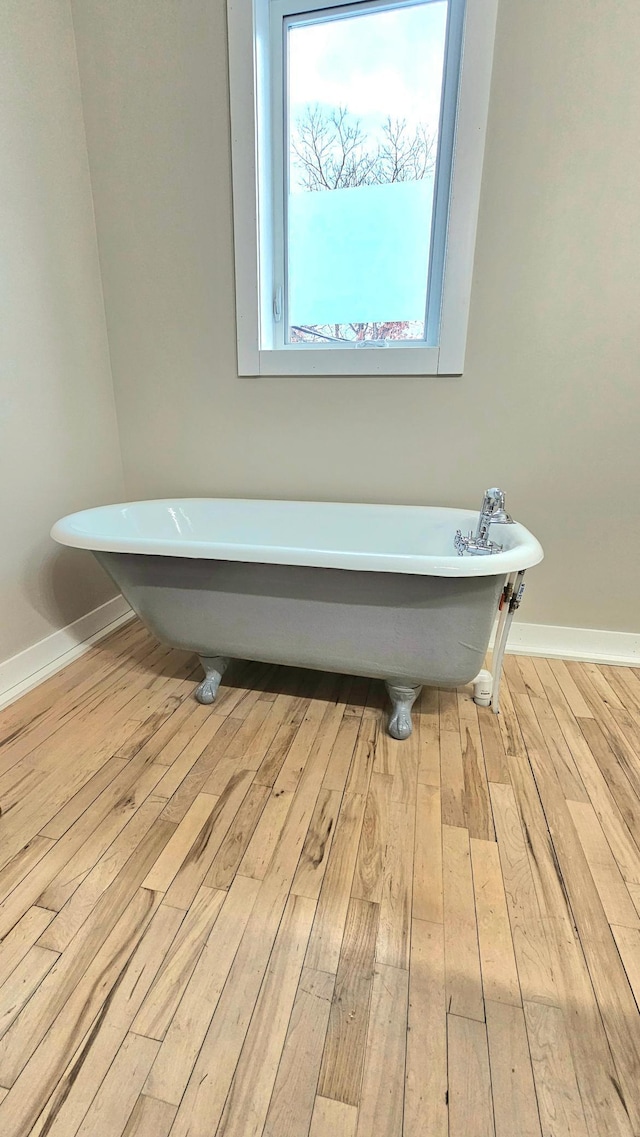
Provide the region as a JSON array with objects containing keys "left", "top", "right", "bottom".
[{"left": 0, "top": 621, "right": 639, "bottom": 1136}]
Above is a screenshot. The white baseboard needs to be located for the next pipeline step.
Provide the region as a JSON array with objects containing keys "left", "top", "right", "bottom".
[
  {"left": 503, "top": 621, "right": 640, "bottom": 667},
  {"left": 0, "top": 595, "right": 134, "bottom": 712}
]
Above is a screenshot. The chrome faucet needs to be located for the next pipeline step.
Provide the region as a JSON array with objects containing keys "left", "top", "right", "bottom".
[{"left": 455, "top": 487, "right": 514, "bottom": 556}]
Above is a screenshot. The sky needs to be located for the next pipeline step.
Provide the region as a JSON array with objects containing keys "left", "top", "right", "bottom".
[{"left": 288, "top": 1, "right": 448, "bottom": 144}]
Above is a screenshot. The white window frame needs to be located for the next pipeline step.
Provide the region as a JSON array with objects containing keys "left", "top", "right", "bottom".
[{"left": 227, "top": 0, "right": 499, "bottom": 377}]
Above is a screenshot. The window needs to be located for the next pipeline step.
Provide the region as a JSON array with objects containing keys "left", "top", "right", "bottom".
[{"left": 228, "top": 0, "right": 498, "bottom": 376}]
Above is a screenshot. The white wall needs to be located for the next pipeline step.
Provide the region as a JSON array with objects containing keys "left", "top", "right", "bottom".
[
  {"left": 67, "top": 0, "right": 640, "bottom": 634},
  {"left": 0, "top": 0, "right": 125, "bottom": 664}
]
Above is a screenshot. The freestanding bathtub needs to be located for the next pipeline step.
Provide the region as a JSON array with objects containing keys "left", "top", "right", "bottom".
[{"left": 51, "top": 497, "right": 543, "bottom": 738}]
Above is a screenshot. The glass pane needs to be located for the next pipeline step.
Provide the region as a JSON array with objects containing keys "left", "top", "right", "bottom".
[{"left": 286, "top": 1, "right": 448, "bottom": 345}]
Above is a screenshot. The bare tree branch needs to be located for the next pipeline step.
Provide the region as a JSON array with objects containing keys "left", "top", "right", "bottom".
[{"left": 291, "top": 105, "right": 436, "bottom": 191}]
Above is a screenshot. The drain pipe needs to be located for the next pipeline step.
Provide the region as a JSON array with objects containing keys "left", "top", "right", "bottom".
[{"left": 491, "top": 570, "right": 526, "bottom": 714}]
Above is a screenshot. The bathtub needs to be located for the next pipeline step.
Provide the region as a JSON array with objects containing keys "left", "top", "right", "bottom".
[{"left": 51, "top": 498, "right": 543, "bottom": 738}]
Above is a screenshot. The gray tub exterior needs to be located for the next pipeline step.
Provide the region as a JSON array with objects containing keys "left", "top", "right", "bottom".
[{"left": 95, "top": 551, "right": 503, "bottom": 688}]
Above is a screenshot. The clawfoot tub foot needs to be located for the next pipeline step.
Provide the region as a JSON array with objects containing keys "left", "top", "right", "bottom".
[
  {"left": 194, "top": 655, "right": 230, "bottom": 705},
  {"left": 385, "top": 682, "right": 422, "bottom": 740}
]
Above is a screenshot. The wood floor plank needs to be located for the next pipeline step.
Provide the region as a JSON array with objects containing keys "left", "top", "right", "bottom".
[
  {"left": 204, "top": 782, "right": 270, "bottom": 889},
  {"left": 356, "top": 962, "right": 408, "bottom": 1137},
  {"left": 404, "top": 919, "right": 447, "bottom": 1137},
  {"left": 276, "top": 703, "right": 342, "bottom": 796},
  {"left": 412, "top": 782, "right": 443, "bottom": 924},
  {"left": 163, "top": 769, "right": 253, "bottom": 909},
  {"left": 318, "top": 896, "right": 378, "bottom": 1105},
  {"left": 514, "top": 656, "right": 547, "bottom": 700},
  {"left": 489, "top": 783, "right": 557, "bottom": 1005},
  {"left": 0, "top": 945, "right": 59, "bottom": 1042},
  {"left": 309, "top": 1097, "right": 358, "bottom": 1137},
  {"left": 601, "top": 664, "right": 640, "bottom": 724},
  {"left": 628, "top": 881, "right": 640, "bottom": 918},
  {"left": 443, "top": 825, "right": 484, "bottom": 1022},
  {"left": 471, "top": 837, "right": 521, "bottom": 1007},
  {"left": 372, "top": 727, "right": 401, "bottom": 778},
  {"left": 439, "top": 688, "right": 460, "bottom": 733},
  {"left": 292, "top": 788, "right": 342, "bottom": 900},
  {"left": 158, "top": 717, "right": 243, "bottom": 825},
  {"left": 215, "top": 893, "right": 316, "bottom": 1137},
  {"left": 486, "top": 1000, "right": 542, "bottom": 1137},
  {"left": 142, "top": 792, "right": 220, "bottom": 894},
  {"left": 351, "top": 772, "right": 392, "bottom": 905},
  {"left": 75, "top": 1032, "right": 160, "bottom": 1137},
  {"left": 523, "top": 1001, "right": 589, "bottom": 1137},
  {"left": 528, "top": 690, "right": 589, "bottom": 804},
  {"left": 167, "top": 881, "right": 309, "bottom": 1134},
  {"left": 263, "top": 967, "right": 335, "bottom": 1137},
  {"left": 0, "top": 715, "right": 159, "bottom": 876},
  {"left": 390, "top": 720, "right": 419, "bottom": 806},
  {"left": 345, "top": 716, "right": 377, "bottom": 796},
  {"left": 376, "top": 796, "right": 414, "bottom": 970},
  {"left": 0, "top": 620, "right": 137, "bottom": 736},
  {"left": 477, "top": 708, "right": 510, "bottom": 785},
  {"left": 120, "top": 693, "right": 217, "bottom": 769},
  {"left": 196, "top": 700, "right": 273, "bottom": 794},
  {"left": 504, "top": 655, "right": 527, "bottom": 696},
  {"left": 440, "top": 730, "right": 465, "bottom": 828},
  {"left": 548, "top": 660, "right": 594, "bottom": 719},
  {"left": 254, "top": 718, "right": 305, "bottom": 788},
  {"left": 417, "top": 696, "right": 440, "bottom": 787},
  {"left": 189, "top": 700, "right": 270, "bottom": 800},
  {"left": 238, "top": 788, "right": 294, "bottom": 879},
  {"left": 144, "top": 873, "right": 260, "bottom": 1106},
  {"left": 306, "top": 792, "right": 367, "bottom": 974},
  {"left": 447, "top": 1013, "right": 495, "bottom": 1137},
  {"left": 131, "top": 885, "right": 226, "bottom": 1040},
  {"left": 0, "top": 905, "right": 55, "bottom": 987},
  {"left": 39, "top": 755, "right": 130, "bottom": 841},
  {"left": 611, "top": 924, "right": 640, "bottom": 1009},
  {"left": 151, "top": 712, "right": 228, "bottom": 802},
  {"left": 574, "top": 716, "right": 640, "bottom": 881},
  {"left": 0, "top": 835, "right": 56, "bottom": 907},
  {"left": 121, "top": 1094, "right": 176, "bottom": 1137},
  {"left": 567, "top": 799, "right": 640, "bottom": 928},
  {"left": 242, "top": 690, "right": 311, "bottom": 766},
  {"left": 496, "top": 678, "right": 528, "bottom": 760},
  {"left": 321, "top": 715, "right": 361, "bottom": 793}
]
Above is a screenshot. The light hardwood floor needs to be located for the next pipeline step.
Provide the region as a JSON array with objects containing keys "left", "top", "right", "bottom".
[{"left": 0, "top": 620, "right": 639, "bottom": 1136}]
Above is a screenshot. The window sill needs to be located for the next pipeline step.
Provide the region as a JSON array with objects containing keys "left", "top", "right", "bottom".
[{"left": 240, "top": 345, "right": 459, "bottom": 377}]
